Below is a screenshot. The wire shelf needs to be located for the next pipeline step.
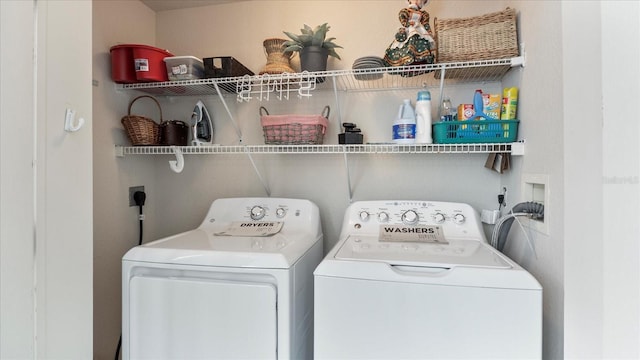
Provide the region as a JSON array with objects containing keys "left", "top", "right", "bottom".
[
  {"left": 118, "top": 57, "right": 523, "bottom": 101},
  {"left": 116, "top": 142, "right": 524, "bottom": 157}
]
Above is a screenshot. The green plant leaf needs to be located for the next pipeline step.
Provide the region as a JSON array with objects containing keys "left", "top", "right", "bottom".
[
  {"left": 301, "top": 24, "right": 313, "bottom": 35},
  {"left": 323, "top": 41, "right": 343, "bottom": 49},
  {"left": 298, "top": 34, "right": 313, "bottom": 45},
  {"left": 284, "top": 23, "right": 341, "bottom": 53},
  {"left": 327, "top": 48, "right": 342, "bottom": 60},
  {"left": 283, "top": 31, "right": 300, "bottom": 42},
  {"left": 311, "top": 31, "right": 325, "bottom": 46},
  {"left": 283, "top": 44, "right": 302, "bottom": 53}
]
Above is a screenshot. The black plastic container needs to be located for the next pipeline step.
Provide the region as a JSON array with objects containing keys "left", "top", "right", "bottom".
[
  {"left": 203, "top": 57, "right": 254, "bottom": 78},
  {"left": 161, "top": 120, "right": 189, "bottom": 146}
]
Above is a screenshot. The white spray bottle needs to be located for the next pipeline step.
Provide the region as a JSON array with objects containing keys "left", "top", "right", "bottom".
[{"left": 414, "top": 90, "right": 433, "bottom": 143}]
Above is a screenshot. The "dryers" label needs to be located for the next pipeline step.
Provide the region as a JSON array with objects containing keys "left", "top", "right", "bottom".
[{"left": 215, "top": 221, "right": 283, "bottom": 237}]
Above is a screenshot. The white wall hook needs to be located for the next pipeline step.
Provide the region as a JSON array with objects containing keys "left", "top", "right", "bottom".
[
  {"left": 169, "top": 146, "right": 184, "bottom": 173},
  {"left": 64, "top": 108, "right": 84, "bottom": 132}
]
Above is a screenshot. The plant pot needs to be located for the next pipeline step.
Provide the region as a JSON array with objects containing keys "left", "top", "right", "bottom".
[{"left": 300, "top": 46, "right": 329, "bottom": 82}]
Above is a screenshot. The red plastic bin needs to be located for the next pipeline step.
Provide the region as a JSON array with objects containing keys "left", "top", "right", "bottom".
[
  {"left": 110, "top": 44, "right": 136, "bottom": 83},
  {"left": 110, "top": 44, "right": 173, "bottom": 83}
]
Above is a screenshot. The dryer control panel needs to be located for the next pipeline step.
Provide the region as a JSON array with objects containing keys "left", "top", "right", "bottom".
[
  {"left": 198, "top": 197, "right": 321, "bottom": 236},
  {"left": 339, "top": 200, "right": 485, "bottom": 242}
]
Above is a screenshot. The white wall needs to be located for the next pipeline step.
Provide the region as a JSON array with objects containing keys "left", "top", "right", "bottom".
[
  {"left": 562, "top": 1, "right": 604, "bottom": 358},
  {"left": 1, "top": 0, "right": 93, "bottom": 358},
  {"left": 562, "top": 1, "right": 640, "bottom": 358},
  {"left": 500, "top": 1, "right": 565, "bottom": 358},
  {"left": 600, "top": 2, "right": 640, "bottom": 356},
  {"left": 0, "top": 1, "right": 36, "bottom": 356},
  {"left": 92, "top": 1, "right": 157, "bottom": 358},
  {"left": 35, "top": 1, "right": 94, "bottom": 358}
]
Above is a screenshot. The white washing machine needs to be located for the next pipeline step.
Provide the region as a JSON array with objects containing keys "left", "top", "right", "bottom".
[
  {"left": 122, "top": 197, "right": 323, "bottom": 360},
  {"left": 314, "top": 200, "right": 542, "bottom": 359}
]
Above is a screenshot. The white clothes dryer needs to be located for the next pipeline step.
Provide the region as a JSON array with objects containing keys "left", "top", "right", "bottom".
[
  {"left": 122, "top": 197, "right": 323, "bottom": 360},
  {"left": 314, "top": 200, "right": 542, "bottom": 359}
]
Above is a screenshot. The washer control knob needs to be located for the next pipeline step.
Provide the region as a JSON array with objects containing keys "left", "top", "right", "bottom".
[
  {"left": 250, "top": 205, "right": 266, "bottom": 220},
  {"left": 453, "top": 213, "right": 466, "bottom": 225},
  {"left": 378, "top": 212, "right": 390, "bottom": 223},
  {"left": 433, "top": 213, "right": 446, "bottom": 224},
  {"left": 359, "top": 211, "right": 370, "bottom": 222},
  {"left": 275, "top": 207, "right": 287, "bottom": 218},
  {"left": 402, "top": 210, "right": 419, "bottom": 225}
]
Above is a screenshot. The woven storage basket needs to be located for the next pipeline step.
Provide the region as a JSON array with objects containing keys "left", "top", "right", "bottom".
[
  {"left": 260, "top": 106, "right": 329, "bottom": 145},
  {"left": 121, "top": 95, "right": 162, "bottom": 146},
  {"left": 435, "top": 8, "right": 518, "bottom": 63}
]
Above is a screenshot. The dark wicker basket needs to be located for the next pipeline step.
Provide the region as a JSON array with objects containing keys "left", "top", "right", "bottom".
[{"left": 121, "top": 95, "right": 162, "bottom": 146}]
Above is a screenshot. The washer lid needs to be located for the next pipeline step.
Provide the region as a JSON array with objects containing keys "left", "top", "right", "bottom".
[
  {"left": 334, "top": 235, "right": 511, "bottom": 269},
  {"left": 122, "top": 228, "right": 318, "bottom": 269}
]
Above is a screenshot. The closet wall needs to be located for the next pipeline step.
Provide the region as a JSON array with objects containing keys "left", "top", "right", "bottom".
[{"left": 92, "top": 1, "right": 571, "bottom": 359}]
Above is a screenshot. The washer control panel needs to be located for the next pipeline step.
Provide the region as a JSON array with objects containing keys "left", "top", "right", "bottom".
[{"left": 340, "top": 200, "right": 483, "bottom": 240}]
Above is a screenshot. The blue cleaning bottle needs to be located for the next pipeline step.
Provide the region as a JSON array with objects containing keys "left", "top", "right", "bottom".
[
  {"left": 392, "top": 99, "right": 416, "bottom": 144},
  {"left": 472, "top": 89, "right": 488, "bottom": 120}
]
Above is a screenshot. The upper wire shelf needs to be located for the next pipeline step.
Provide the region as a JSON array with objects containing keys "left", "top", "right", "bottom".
[
  {"left": 116, "top": 142, "right": 525, "bottom": 157},
  {"left": 118, "top": 57, "right": 523, "bottom": 101}
]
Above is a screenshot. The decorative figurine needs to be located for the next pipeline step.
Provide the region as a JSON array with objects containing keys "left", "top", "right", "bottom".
[{"left": 384, "top": 0, "right": 436, "bottom": 68}]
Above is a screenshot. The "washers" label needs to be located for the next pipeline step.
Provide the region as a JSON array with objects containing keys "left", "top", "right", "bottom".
[{"left": 379, "top": 225, "right": 447, "bottom": 243}]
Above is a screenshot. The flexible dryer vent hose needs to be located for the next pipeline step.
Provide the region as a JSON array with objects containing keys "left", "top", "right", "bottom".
[{"left": 495, "top": 201, "right": 545, "bottom": 251}]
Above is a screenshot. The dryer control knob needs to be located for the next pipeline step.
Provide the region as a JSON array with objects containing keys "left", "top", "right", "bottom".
[
  {"left": 250, "top": 205, "right": 266, "bottom": 220},
  {"left": 275, "top": 207, "right": 287, "bottom": 218},
  {"left": 402, "top": 210, "right": 419, "bottom": 225},
  {"left": 359, "top": 211, "right": 370, "bottom": 222},
  {"left": 453, "top": 213, "right": 466, "bottom": 225},
  {"left": 378, "top": 212, "right": 390, "bottom": 223},
  {"left": 433, "top": 213, "right": 446, "bottom": 224}
]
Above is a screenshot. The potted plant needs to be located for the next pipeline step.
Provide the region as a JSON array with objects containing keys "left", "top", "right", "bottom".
[{"left": 283, "top": 23, "right": 342, "bottom": 73}]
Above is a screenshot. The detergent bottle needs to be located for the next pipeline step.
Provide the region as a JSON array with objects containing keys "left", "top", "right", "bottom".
[
  {"left": 392, "top": 99, "right": 416, "bottom": 144},
  {"left": 501, "top": 87, "right": 518, "bottom": 120},
  {"left": 414, "top": 90, "right": 432, "bottom": 143}
]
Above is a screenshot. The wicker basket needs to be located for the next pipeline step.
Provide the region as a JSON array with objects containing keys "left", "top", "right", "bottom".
[
  {"left": 260, "top": 106, "right": 329, "bottom": 145},
  {"left": 121, "top": 95, "right": 162, "bottom": 146},
  {"left": 435, "top": 8, "right": 518, "bottom": 63}
]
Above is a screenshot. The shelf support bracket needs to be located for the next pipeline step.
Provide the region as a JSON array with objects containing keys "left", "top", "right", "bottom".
[
  {"left": 343, "top": 150, "right": 354, "bottom": 202},
  {"left": 169, "top": 146, "right": 184, "bottom": 173},
  {"left": 212, "top": 81, "right": 243, "bottom": 142},
  {"left": 245, "top": 148, "right": 271, "bottom": 197},
  {"left": 436, "top": 65, "right": 447, "bottom": 122},
  {"left": 332, "top": 76, "right": 343, "bottom": 127}
]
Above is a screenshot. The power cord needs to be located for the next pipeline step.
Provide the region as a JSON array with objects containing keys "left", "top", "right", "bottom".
[
  {"left": 497, "top": 187, "right": 507, "bottom": 214},
  {"left": 133, "top": 191, "right": 146, "bottom": 247},
  {"left": 115, "top": 191, "right": 146, "bottom": 360}
]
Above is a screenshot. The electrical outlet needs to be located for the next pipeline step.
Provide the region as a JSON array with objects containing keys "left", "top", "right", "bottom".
[{"left": 129, "top": 186, "right": 145, "bottom": 207}]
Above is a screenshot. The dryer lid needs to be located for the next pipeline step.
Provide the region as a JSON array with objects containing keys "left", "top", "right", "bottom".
[
  {"left": 123, "top": 228, "right": 319, "bottom": 268},
  {"left": 334, "top": 235, "right": 511, "bottom": 269}
]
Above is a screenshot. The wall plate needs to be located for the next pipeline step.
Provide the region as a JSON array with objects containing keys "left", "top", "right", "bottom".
[{"left": 521, "top": 173, "right": 549, "bottom": 235}]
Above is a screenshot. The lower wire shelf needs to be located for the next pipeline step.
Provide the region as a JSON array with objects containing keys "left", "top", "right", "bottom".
[{"left": 115, "top": 142, "right": 525, "bottom": 157}]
